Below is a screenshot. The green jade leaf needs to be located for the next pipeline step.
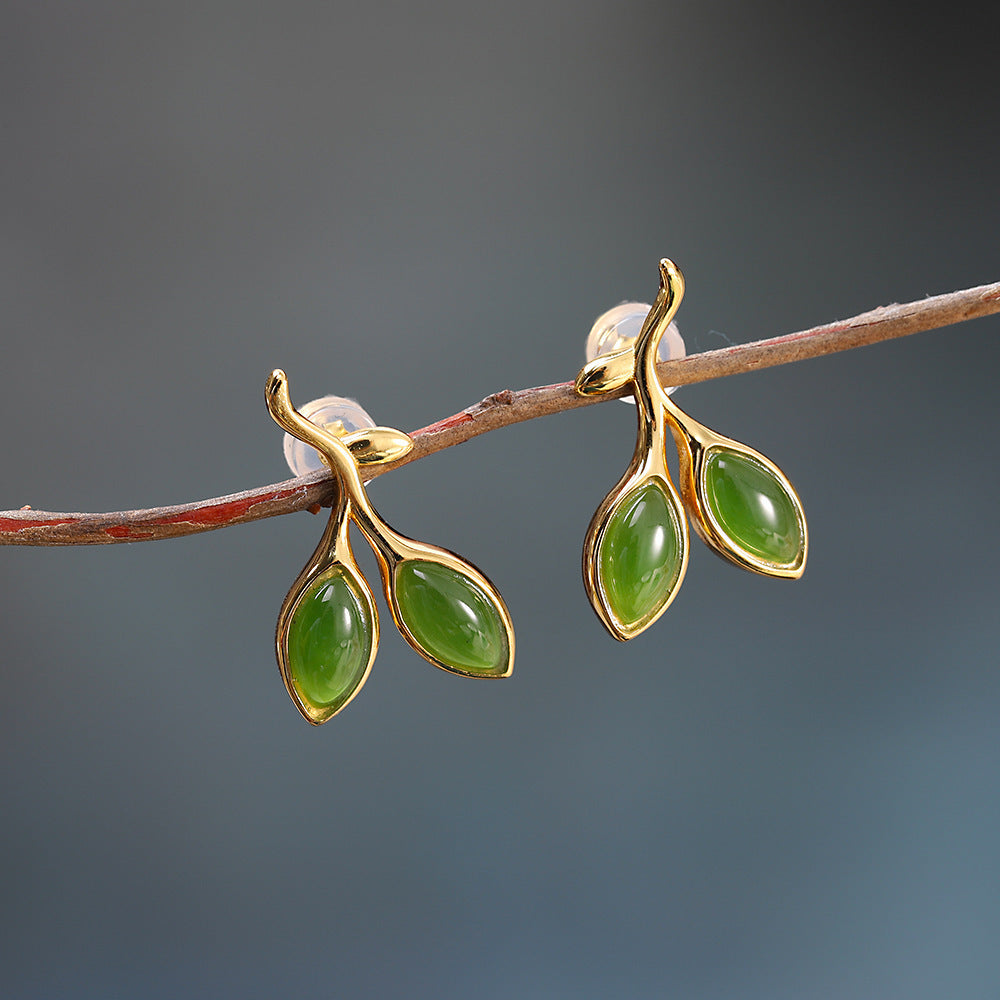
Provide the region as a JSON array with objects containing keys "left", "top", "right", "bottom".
[
  {"left": 703, "top": 449, "right": 803, "bottom": 565},
  {"left": 597, "top": 480, "right": 683, "bottom": 631},
  {"left": 286, "top": 567, "right": 374, "bottom": 714},
  {"left": 394, "top": 560, "right": 509, "bottom": 675}
]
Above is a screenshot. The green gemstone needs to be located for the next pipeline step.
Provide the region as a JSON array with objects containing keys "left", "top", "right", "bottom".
[
  {"left": 704, "top": 449, "right": 803, "bottom": 565},
  {"left": 394, "top": 560, "right": 508, "bottom": 675},
  {"left": 287, "top": 567, "right": 374, "bottom": 713},
  {"left": 597, "top": 480, "right": 683, "bottom": 630}
]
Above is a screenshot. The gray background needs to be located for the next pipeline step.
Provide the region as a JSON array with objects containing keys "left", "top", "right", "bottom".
[{"left": 2, "top": 3, "right": 999, "bottom": 997}]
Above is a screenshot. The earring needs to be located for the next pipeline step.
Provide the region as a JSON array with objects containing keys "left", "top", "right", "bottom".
[
  {"left": 575, "top": 259, "right": 807, "bottom": 640},
  {"left": 265, "top": 370, "right": 514, "bottom": 724}
]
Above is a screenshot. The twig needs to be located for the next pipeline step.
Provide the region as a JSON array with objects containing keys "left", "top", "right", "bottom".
[{"left": 3, "top": 280, "right": 998, "bottom": 546}]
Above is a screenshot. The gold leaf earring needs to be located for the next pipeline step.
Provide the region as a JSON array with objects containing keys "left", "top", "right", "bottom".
[
  {"left": 575, "top": 259, "right": 807, "bottom": 640},
  {"left": 266, "top": 370, "right": 514, "bottom": 723}
]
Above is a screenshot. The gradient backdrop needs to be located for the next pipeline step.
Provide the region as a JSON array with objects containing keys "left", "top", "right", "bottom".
[{"left": 2, "top": 3, "right": 999, "bottom": 997}]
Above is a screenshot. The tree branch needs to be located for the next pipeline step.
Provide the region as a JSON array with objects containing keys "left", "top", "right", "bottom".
[{"left": 3, "top": 279, "right": 998, "bottom": 546}]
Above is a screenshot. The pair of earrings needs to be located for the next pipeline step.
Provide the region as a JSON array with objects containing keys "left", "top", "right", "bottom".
[{"left": 269, "top": 259, "right": 806, "bottom": 724}]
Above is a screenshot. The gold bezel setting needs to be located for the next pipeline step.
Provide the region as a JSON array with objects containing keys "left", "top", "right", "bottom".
[
  {"left": 356, "top": 515, "right": 514, "bottom": 680},
  {"left": 693, "top": 442, "right": 807, "bottom": 578},
  {"left": 584, "top": 471, "right": 688, "bottom": 641},
  {"left": 274, "top": 493, "right": 379, "bottom": 724}
]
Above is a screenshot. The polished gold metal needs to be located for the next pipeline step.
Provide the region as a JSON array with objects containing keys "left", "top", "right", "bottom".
[
  {"left": 301, "top": 423, "right": 412, "bottom": 472},
  {"left": 266, "top": 370, "right": 514, "bottom": 723},
  {"left": 273, "top": 478, "right": 378, "bottom": 724},
  {"left": 575, "top": 261, "right": 690, "bottom": 640},
  {"left": 665, "top": 397, "right": 807, "bottom": 578},
  {"left": 341, "top": 426, "right": 414, "bottom": 467},
  {"left": 576, "top": 259, "right": 807, "bottom": 639}
]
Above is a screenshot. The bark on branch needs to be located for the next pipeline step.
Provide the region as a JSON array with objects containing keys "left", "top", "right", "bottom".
[{"left": 3, "top": 279, "right": 998, "bottom": 546}]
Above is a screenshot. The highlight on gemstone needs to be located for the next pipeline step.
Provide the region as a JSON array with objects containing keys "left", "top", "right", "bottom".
[
  {"left": 596, "top": 479, "right": 684, "bottom": 633},
  {"left": 393, "top": 559, "right": 510, "bottom": 676},
  {"left": 285, "top": 566, "right": 375, "bottom": 719},
  {"left": 702, "top": 448, "right": 804, "bottom": 567}
]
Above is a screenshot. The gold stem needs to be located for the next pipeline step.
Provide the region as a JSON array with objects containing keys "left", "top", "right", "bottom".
[
  {"left": 634, "top": 259, "right": 688, "bottom": 463},
  {"left": 264, "top": 369, "right": 403, "bottom": 566},
  {"left": 264, "top": 370, "right": 385, "bottom": 527}
]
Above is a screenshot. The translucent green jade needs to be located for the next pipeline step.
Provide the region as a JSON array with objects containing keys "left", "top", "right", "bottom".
[
  {"left": 704, "top": 449, "right": 803, "bottom": 565},
  {"left": 597, "top": 481, "right": 683, "bottom": 630},
  {"left": 394, "top": 560, "right": 508, "bottom": 675},
  {"left": 286, "top": 568, "right": 374, "bottom": 712}
]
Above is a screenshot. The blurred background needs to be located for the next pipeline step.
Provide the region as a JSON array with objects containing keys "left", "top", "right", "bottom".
[{"left": 2, "top": 2, "right": 999, "bottom": 997}]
